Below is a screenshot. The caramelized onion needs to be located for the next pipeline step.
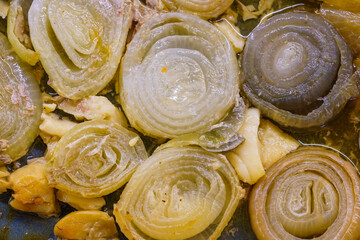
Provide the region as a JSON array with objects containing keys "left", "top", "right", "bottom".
[
  {"left": 0, "top": 32, "right": 42, "bottom": 162},
  {"left": 114, "top": 146, "right": 244, "bottom": 240},
  {"left": 119, "top": 12, "right": 240, "bottom": 139},
  {"left": 28, "top": 0, "right": 132, "bottom": 99},
  {"left": 242, "top": 12, "right": 359, "bottom": 128},
  {"left": 249, "top": 146, "right": 360, "bottom": 240},
  {"left": 46, "top": 120, "right": 147, "bottom": 198}
]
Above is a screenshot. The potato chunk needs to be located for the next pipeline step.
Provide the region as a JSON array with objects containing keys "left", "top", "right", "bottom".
[
  {"left": 226, "top": 108, "right": 265, "bottom": 184},
  {"left": 226, "top": 109, "right": 300, "bottom": 185},
  {"left": 40, "top": 112, "right": 77, "bottom": 137},
  {"left": 58, "top": 96, "right": 128, "bottom": 127},
  {"left": 9, "top": 158, "right": 59, "bottom": 217},
  {"left": 56, "top": 190, "right": 105, "bottom": 211},
  {"left": 0, "top": 166, "right": 10, "bottom": 194},
  {"left": 258, "top": 119, "right": 300, "bottom": 169},
  {"left": 54, "top": 210, "right": 119, "bottom": 240}
]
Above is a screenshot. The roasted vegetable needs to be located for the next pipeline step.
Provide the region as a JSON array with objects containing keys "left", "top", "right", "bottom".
[
  {"left": 242, "top": 12, "right": 359, "bottom": 128},
  {"left": 0, "top": 32, "right": 42, "bottom": 162},
  {"left": 120, "top": 12, "right": 240, "bottom": 139},
  {"left": 28, "top": 0, "right": 132, "bottom": 99},
  {"left": 46, "top": 120, "right": 147, "bottom": 198},
  {"left": 54, "top": 210, "right": 118, "bottom": 240},
  {"left": 9, "top": 158, "right": 59, "bottom": 218},
  {"left": 114, "top": 146, "right": 245, "bottom": 240},
  {"left": 250, "top": 146, "right": 360, "bottom": 240},
  {"left": 7, "top": 0, "right": 39, "bottom": 65},
  {"left": 155, "top": 0, "right": 234, "bottom": 19}
]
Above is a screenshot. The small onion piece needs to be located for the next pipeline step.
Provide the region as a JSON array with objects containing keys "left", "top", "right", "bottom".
[
  {"left": 158, "top": 96, "right": 246, "bottom": 152},
  {"left": 242, "top": 12, "right": 359, "bottom": 128},
  {"left": 0, "top": 32, "right": 42, "bottom": 162},
  {"left": 160, "top": 0, "right": 234, "bottom": 19},
  {"left": 249, "top": 146, "right": 360, "bottom": 240},
  {"left": 46, "top": 120, "right": 147, "bottom": 198},
  {"left": 120, "top": 12, "right": 240, "bottom": 139},
  {"left": 7, "top": 0, "right": 39, "bottom": 66},
  {"left": 28, "top": 0, "right": 132, "bottom": 99},
  {"left": 114, "top": 146, "right": 244, "bottom": 240}
]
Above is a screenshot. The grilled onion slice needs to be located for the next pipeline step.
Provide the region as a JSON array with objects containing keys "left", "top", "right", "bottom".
[
  {"left": 160, "top": 0, "right": 233, "bottom": 19},
  {"left": 0, "top": 32, "right": 42, "bottom": 162},
  {"left": 250, "top": 146, "right": 360, "bottom": 240},
  {"left": 46, "top": 120, "right": 147, "bottom": 198},
  {"left": 242, "top": 12, "right": 359, "bottom": 128},
  {"left": 120, "top": 12, "right": 240, "bottom": 139},
  {"left": 114, "top": 146, "right": 244, "bottom": 240},
  {"left": 28, "top": 0, "right": 132, "bottom": 99}
]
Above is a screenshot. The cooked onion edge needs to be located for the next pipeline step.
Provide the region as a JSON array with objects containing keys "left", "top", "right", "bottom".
[
  {"left": 160, "top": 0, "right": 234, "bottom": 19},
  {"left": 0, "top": 32, "right": 42, "bottom": 162}
]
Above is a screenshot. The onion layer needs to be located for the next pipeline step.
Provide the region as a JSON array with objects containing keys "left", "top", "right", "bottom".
[
  {"left": 0, "top": 32, "right": 42, "bottom": 162},
  {"left": 160, "top": 0, "right": 233, "bottom": 19},
  {"left": 28, "top": 0, "right": 132, "bottom": 99},
  {"left": 120, "top": 12, "right": 240, "bottom": 139},
  {"left": 46, "top": 120, "right": 147, "bottom": 198},
  {"left": 114, "top": 146, "right": 244, "bottom": 240},
  {"left": 249, "top": 146, "right": 360, "bottom": 240},
  {"left": 242, "top": 12, "right": 359, "bottom": 128},
  {"left": 7, "top": 0, "right": 39, "bottom": 66}
]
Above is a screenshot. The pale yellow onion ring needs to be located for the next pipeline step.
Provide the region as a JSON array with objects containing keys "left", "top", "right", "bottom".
[
  {"left": 46, "top": 120, "right": 147, "bottom": 198},
  {"left": 114, "top": 146, "right": 244, "bottom": 240},
  {"left": 120, "top": 12, "right": 240, "bottom": 139},
  {"left": 0, "top": 32, "right": 42, "bottom": 162},
  {"left": 28, "top": 0, "right": 132, "bottom": 99}
]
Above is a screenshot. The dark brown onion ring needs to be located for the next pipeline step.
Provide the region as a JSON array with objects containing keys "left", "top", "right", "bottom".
[{"left": 242, "top": 12, "right": 359, "bottom": 128}]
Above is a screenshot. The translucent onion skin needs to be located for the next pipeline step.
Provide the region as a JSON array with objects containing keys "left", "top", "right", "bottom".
[
  {"left": 161, "top": 0, "right": 234, "bottom": 19},
  {"left": 7, "top": 0, "right": 39, "bottom": 66},
  {"left": 242, "top": 12, "right": 359, "bottom": 128},
  {"left": 249, "top": 146, "right": 360, "bottom": 240},
  {"left": 0, "top": 32, "right": 42, "bottom": 162},
  {"left": 28, "top": 0, "right": 132, "bottom": 99},
  {"left": 120, "top": 12, "right": 240, "bottom": 139},
  {"left": 46, "top": 120, "right": 148, "bottom": 198},
  {"left": 114, "top": 146, "right": 244, "bottom": 240},
  {"left": 158, "top": 96, "right": 246, "bottom": 152}
]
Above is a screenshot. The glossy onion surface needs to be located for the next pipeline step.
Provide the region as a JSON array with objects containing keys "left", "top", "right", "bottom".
[
  {"left": 46, "top": 120, "right": 147, "bottom": 198},
  {"left": 28, "top": 0, "right": 132, "bottom": 99},
  {"left": 242, "top": 12, "right": 359, "bottom": 128},
  {"left": 120, "top": 12, "right": 239, "bottom": 139},
  {"left": 0, "top": 32, "right": 42, "bottom": 162},
  {"left": 250, "top": 146, "right": 360, "bottom": 240},
  {"left": 114, "top": 146, "right": 244, "bottom": 240}
]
